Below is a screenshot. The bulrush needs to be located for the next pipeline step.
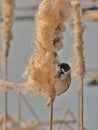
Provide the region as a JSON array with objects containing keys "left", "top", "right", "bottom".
[
  {"left": 71, "top": 1, "right": 85, "bottom": 130},
  {"left": 1, "top": 0, "right": 15, "bottom": 57},
  {"left": 0, "top": 1, "right": 71, "bottom": 130},
  {"left": 24, "top": 0, "right": 69, "bottom": 99}
]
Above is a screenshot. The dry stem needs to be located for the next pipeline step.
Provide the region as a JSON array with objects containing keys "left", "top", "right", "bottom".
[
  {"left": 71, "top": 1, "right": 85, "bottom": 130},
  {"left": 1, "top": 0, "right": 15, "bottom": 129},
  {"left": 49, "top": 98, "right": 54, "bottom": 130}
]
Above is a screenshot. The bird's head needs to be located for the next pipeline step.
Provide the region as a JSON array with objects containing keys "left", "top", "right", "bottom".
[{"left": 58, "top": 63, "right": 71, "bottom": 73}]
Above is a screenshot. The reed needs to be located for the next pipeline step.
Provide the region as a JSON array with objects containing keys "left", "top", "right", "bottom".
[
  {"left": 0, "top": 0, "right": 70, "bottom": 130},
  {"left": 1, "top": 0, "right": 69, "bottom": 129},
  {"left": 1, "top": 0, "right": 15, "bottom": 130},
  {"left": 24, "top": 0, "right": 68, "bottom": 100},
  {"left": 71, "top": 1, "right": 85, "bottom": 130},
  {"left": 1, "top": 0, "right": 15, "bottom": 57},
  {"left": 0, "top": 0, "right": 69, "bottom": 98},
  {"left": 24, "top": 1, "right": 68, "bottom": 130}
]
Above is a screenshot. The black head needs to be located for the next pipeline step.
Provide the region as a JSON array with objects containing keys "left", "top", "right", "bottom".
[{"left": 59, "top": 63, "right": 70, "bottom": 72}]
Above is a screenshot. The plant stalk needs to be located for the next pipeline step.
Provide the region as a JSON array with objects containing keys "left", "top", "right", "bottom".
[
  {"left": 3, "top": 57, "right": 8, "bottom": 130},
  {"left": 49, "top": 98, "right": 54, "bottom": 130},
  {"left": 78, "top": 78, "right": 84, "bottom": 130}
]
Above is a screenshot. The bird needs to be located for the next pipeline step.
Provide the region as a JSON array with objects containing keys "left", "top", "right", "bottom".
[
  {"left": 55, "top": 63, "right": 71, "bottom": 96},
  {"left": 45, "top": 63, "right": 71, "bottom": 106}
]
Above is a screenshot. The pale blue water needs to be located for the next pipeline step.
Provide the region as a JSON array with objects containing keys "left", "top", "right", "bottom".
[{"left": 0, "top": 1, "right": 98, "bottom": 130}]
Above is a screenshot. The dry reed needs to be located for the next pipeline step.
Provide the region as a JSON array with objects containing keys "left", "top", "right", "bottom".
[
  {"left": 24, "top": 0, "right": 68, "bottom": 99},
  {"left": 0, "top": 0, "right": 68, "bottom": 130},
  {"left": 23, "top": 1, "right": 68, "bottom": 128},
  {"left": 1, "top": 0, "right": 15, "bottom": 130},
  {"left": 0, "top": 1, "right": 73, "bottom": 130},
  {"left": 71, "top": 1, "right": 85, "bottom": 130},
  {"left": 0, "top": 0, "right": 69, "bottom": 101},
  {"left": 0, "top": 80, "right": 36, "bottom": 93},
  {"left": 1, "top": 0, "right": 15, "bottom": 57},
  {"left": 71, "top": 2, "right": 85, "bottom": 79}
]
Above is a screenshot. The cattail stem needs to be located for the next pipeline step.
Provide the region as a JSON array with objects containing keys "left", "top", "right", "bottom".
[
  {"left": 49, "top": 98, "right": 54, "bottom": 130},
  {"left": 2, "top": 56, "right": 8, "bottom": 130},
  {"left": 1, "top": 0, "right": 15, "bottom": 129},
  {"left": 71, "top": 1, "right": 85, "bottom": 130},
  {"left": 78, "top": 78, "right": 84, "bottom": 130}
]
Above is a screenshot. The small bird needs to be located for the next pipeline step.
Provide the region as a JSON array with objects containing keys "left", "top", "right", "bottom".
[
  {"left": 55, "top": 63, "right": 71, "bottom": 96},
  {"left": 45, "top": 63, "right": 71, "bottom": 106}
]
